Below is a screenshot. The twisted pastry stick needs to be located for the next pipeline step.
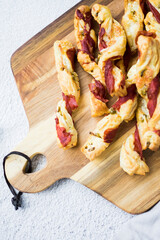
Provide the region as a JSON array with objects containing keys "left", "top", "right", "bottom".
[
  {"left": 122, "top": 0, "right": 144, "bottom": 52},
  {"left": 127, "top": 32, "right": 160, "bottom": 96},
  {"left": 54, "top": 40, "right": 80, "bottom": 149},
  {"left": 120, "top": 128, "right": 149, "bottom": 176},
  {"left": 120, "top": 32, "right": 160, "bottom": 175},
  {"left": 74, "top": 5, "right": 109, "bottom": 117},
  {"left": 92, "top": 4, "right": 127, "bottom": 97},
  {"left": 120, "top": 76, "right": 160, "bottom": 175},
  {"left": 81, "top": 84, "right": 137, "bottom": 160}
]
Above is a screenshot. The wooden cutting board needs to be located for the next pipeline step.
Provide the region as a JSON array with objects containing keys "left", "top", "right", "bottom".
[{"left": 5, "top": 0, "right": 160, "bottom": 214}]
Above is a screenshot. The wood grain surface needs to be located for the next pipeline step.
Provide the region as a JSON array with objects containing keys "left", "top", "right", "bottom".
[{"left": 5, "top": 0, "right": 160, "bottom": 214}]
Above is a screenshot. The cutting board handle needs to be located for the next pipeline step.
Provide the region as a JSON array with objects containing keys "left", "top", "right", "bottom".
[{"left": 4, "top": 117, "right": 68, "bottom": 193}]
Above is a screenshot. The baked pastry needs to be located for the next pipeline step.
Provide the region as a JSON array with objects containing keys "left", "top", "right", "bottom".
[
  {"left": 122, "top": 0, "right": 144, "bottom": 52},
  {"left": 127, "top": 32, "right": 160, "bottom": 97},
  {"left": 111, "top": 84, "right": 138, "bottom": 122},
  {"left": 120, "top": 75, "right": 160, "bottom": 175},
  {"left": 81, "top": 114, "right": 122, "bottom": 160},
  {"left": 92, "top": 4, "right": 127, "bottom": 97},
  {"left": 144, "top": 12, "right": 160, "bottom": 43},
  {"left": 89, "top": 79, "right": 109, "bottom": 117},
  {"left": 120, "top": 131, "right": 149, "bottom": 176},
  {"left": 54, "top": 40, "right": 80, "bottom": 102},
  {"left": 55, "top": 100, "right": 77, "bottom": 149},
  {"left": 74, "top": 5, "right": 109, "bottom": 117},
  {"left": 81, "top": 84, "right": 137, "bottom": 160},
  {"left": 54, "top": 40, "right": 80, "bottom": 149},
  {"left": 137, "top": 95, "right": 160, "bottom": 152}
]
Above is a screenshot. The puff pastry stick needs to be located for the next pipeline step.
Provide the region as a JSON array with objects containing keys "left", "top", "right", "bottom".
[
  {"left": 74, "top": 5, "right": 109, "bottom": 117},
  {"left": 120, "top": 130, "right": 149, "bottom": 176},
  {"left": 144, "top": 12, "right": 160, "bottom": 43},
  {"left": 120, "top": 75, "right": 160, "bottom": 175},
  {"left": 127, "top": 32, "right": 160, "bottom": 97},
  {"left": 55, "top": 100, "right": 77, "bottom": 149},
  {"left": 54, "top": 40, "right": 80, "bottom": 149},
  {"left": 122, "top": 0, "right": 144, "bottom": 52},
  {"left": 92, "top": 4, "right": 127, "bottom": 97},
  {"left": 81, "top": 84, "right": 137, "bottom": 160}
]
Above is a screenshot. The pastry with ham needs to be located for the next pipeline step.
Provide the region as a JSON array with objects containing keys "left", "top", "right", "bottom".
[
  {"left": 54, "top": 40, "right": 80, "bottom": 102},
  {"left": 92, "top": 4, "right": 127, "bottom": 97},
  {"left": 120, "top": 75, "right": 160, "bottom": 175},
  {"left": 55, "top": 100, "right": 77, "bottom": 149},
  {"left": 54, "top": 40, "right": 80, "bottom": 149},
  {"left": 74, "top": 5, "right": 109, "bottom": 117},
  {"left": 120, "top": 128, "right": 149, "bottom": 176},
  {"left": 122, "top": 0, "right": 144, "bottom": 52},
  {"left": 81, "top": 84, "right": 137, "bottom": 160},
  {"left": 127, "top": 32, "right": 160, "bottom": 96}
]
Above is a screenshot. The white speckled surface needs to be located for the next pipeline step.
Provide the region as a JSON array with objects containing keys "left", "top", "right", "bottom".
[{"left": 0, "top": 1, "right": 134, "bottom": 239}]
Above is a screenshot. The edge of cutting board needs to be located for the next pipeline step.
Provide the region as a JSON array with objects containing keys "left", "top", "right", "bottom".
[{"left": 8, "top": 0, "right": 160, "bottom": 214}]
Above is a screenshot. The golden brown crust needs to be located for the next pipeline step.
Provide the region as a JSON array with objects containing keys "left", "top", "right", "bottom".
[
  {"left": 81, "top": 91, "right": 137, "bottom": 160},
  {"left": 92, "top": 4, "right": 127, "bottom": 97},
  {"left": 54, "top": 40, "right": 79, "bottom": 149},
  {"left": 74, "top": 5, "right": 96, "bottom": 49},
  {"left": 122, "top": 0, "right": 144, "bottom": 52},
  {"left": 127, "top": 35, "right": 160, "bottom": 97},
  {"left": 55, "top": 100, "right": 77, "bottom": 149},
  {"left": 77, "top": 51, "right": 105, "bottom": 84},
  {"left": 74, "top": 5, "right": 109, "bottom": 116},
  {"left": 81, "top": 114, "right": 121, "bottom": 160},
  {"left": 92, "top": 4, "right": 126, "bottom": 61},
  {"left": 117, "top": 96, "right": 138, "bottom": 122},
  {"left": 120, "top": 133, "right": 149, "bottom": 175},
  {"left": 90, "top": 91, "right": 109, "bottom": 117},
  {"left": 81, "top": 135, "right": 108, "bottom": 161},
  {"left": 74, "top": 5, "right": 99, "bottom": 80},
  {"left": 54, "top": 40, "right": 80, "bottom": 102}
]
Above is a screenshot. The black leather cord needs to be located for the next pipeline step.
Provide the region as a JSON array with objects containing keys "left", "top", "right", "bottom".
[{"left": 3, "top": 151, "right": 32, "bottom": 210}]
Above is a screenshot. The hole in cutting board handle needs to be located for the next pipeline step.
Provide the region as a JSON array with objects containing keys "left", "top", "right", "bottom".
[{"left": 31, "top": 154, "right": 47, "bottom": 173}]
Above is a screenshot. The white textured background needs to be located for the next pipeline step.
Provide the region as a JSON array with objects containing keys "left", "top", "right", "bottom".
[{"left": 0, "top": 1, "right": 134, "bottom": 239}]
